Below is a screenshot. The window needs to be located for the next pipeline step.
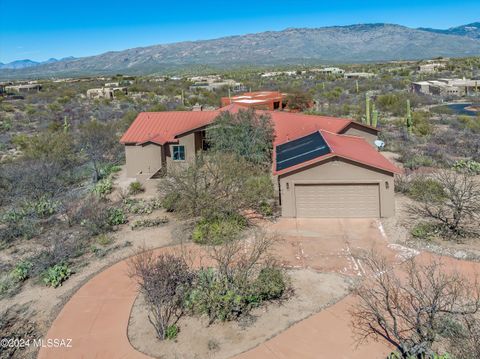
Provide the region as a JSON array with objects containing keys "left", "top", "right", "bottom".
[{"left": 172, "top": 145, "right": 185, "bottom": 161}]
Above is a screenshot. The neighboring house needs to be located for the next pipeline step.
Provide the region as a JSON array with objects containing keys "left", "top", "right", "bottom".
[
  {"left": 120, "top": 104, "right": 400, "bottom": 218},
  {"left": 86, "top": 87, "right": 127, "bottom": 99},
  {"left": 344, "top": 72, "right": 375, "bottom": 79},
  {"left": 221, "top": 91, "right": 287, "bottom": 110},
  {"left": 411, "top": 78, "right": 479, "bottom": 97},
  {"left": 417, "top": 63, "right": 445, "bottom": 73},
  {"left": 310, "top": 67, "right": 345, "bottom": 75},
  {"left": 5, "top": 84, "right": 42, "bottom": 93}
]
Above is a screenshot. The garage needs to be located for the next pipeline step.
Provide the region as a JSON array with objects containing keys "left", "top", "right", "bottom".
[
  {"left": 275, "top": 131, "right": 400, "bottom": 218},
  {"left": 294, "top": 183, "right": 380, "bottom": 218}
]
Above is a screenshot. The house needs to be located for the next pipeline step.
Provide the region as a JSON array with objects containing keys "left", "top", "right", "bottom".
[
  {"left": 344, "top": 72, "right": 375, "bottom": 79},
  {"left": 221, "top": 91, "right": 287, "bottom": 110},
  {"left": 86, "top": 87, "right": 128, "bottom": 99},
  {"left": 310, "top": 67, "right": 345, "bottom": 75},
  {"left": 411, "top": 78, "right": 479, "bottom": 97},
  {"left": 121, "top": 104, "right": 399, "bottom": 218},
  {"left": 5, "top": 83, "right": 42, "bottom": 93},
  {"left": 417, "top": 63, "right": 445, "bottom": 73}
]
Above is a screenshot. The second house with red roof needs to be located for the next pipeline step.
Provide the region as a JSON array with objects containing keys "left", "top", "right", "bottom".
[{"left": 120, "top": 103, "right": 400, "bottom": 218}]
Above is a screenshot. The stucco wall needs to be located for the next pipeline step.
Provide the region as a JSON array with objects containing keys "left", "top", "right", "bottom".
[
  {"left": 165, "top": 132, "right": 197, "bottom": 168},
  {"left": 125, "top": 143, "right": 162, "bottom": 177},
  {"left": 342, "top": 125, "right": 378, "bottom": 147},
  {"left": 278, "top": 157, "right": 395, "bottom": 218}
]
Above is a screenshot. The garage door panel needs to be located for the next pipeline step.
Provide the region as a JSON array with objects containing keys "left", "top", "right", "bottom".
[{"left": 294, "top": 184, "right": 380, "bottom": 218}]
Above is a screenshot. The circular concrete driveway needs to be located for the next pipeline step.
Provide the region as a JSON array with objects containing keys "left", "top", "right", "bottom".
[{"left": 38, "top": 219, "right": 477, "bottom": 359}]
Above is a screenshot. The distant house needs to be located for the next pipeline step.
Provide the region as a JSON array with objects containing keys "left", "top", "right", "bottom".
[
  {"left": 417, "top": 63, "right": 445, "bottom": 73},
  {"left": 344, "top": 72, "right": 375, "bottom": 79},
  {"left": 221, "top": 91, "right": 287, "bottom": 110},
  {"left": 120, "top": 104, "right": 399, "bottom": 218},
  {"left": 411, "top": 78, "right": 479, "bottom": 96},
  {"left": 189, "top": 77, "right": 245, "bottom": 92},
  {"left": 310, "top": 67, "right": 345, "bottom": 75},
  {"left": 86, "top": 87, "right": 128, "bottom": 99},
  {"left": 5, "top": 83, "right": 42, "bottom": 93}
]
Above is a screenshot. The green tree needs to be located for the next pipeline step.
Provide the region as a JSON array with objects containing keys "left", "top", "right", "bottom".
[
  {"left": 206, "top": 109, "right": 274, "bottom": 167},
  {"left": 285, "top": 92, "right": 313, "bottom": 111}
]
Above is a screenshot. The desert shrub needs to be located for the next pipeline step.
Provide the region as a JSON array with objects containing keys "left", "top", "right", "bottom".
[
  {"left": 67, "top": 196, "right": 113, "bottom": 235},
  {"left": 243, "top": 174, "right": 275, "bottom": 213},
  {"left": 11, "top": 261, "right": 33, "bottom": 282},
  {"left": 452, "top": 159, "right": 480, "bottom": 175},
  {"left": 42, "top": 263, "right": 72, "bottom": 287},
  {"left": 160, "top": 153, "right": 274, "bottom": 218},
  {"left": 161, "top": 192, "right": 180, "bottom": 212},
  {"left": 407, "top": 177, "right": 445, "bottom": 202},
  {"left": 444, "top": 314, "right": 480, "bottom": 359},
  {"left": 99, "top": 163, "right": 122, "bottom": 179},
  {"left": 254, "top": 267, "right": 286, "bottom": 301},
  {"left": 128, "top": 181, "right": 145, "bottom": 195},
  {"left": 408, "top": 171, "right": 480, "bottom": 236},
  {"left": 129, "top": 251, "right": 195, "bottom": 340},
  {"left": 456, "top": 115, "right": 480, "bottom": 133},
  {"left": 0, "top": 210, "right": 39, "bottom": 243},
  {"left": 78, "top": 120, "right": 121, "bottom": 182},
  {"left": 22, "top": 196, "right": 59, "bottom": 218},
  {"left": 96, "top": 234, "right": 113, "bottom": 246},
  {"left": 258, "top": 201, "right": 274, "bottom": 217},
  {"left": 165, "top": 325, "right": 179, "bottom": 340},
  {"left": 0, "top": 275, "right": 18, "bottom": 298},
  {"left": 410, "top": 222, "right": 440, "bottom": 240},
  {"left": 186, "top": 268, "right": 256, "bottom": 322},
  {"left": 394, "top": 174, "right": 411, "bottom": 194},
  {"left": 131, "top": 217, "right": 169, "bottom": 230},
  {"left": 187, "top": 232, "right": 286, "bottom": 324},
  {"left": 92, "top": 178, "right": 113, "bottom": 197},
  {"left": 31, "top": 235, "right": 84, "bottom": 277},
  {"left": 402, "top": 153, "right": 435, "bottom": 170},
  {"left": 123, "top": 198, "right": 162, "bottom": 214},
  {"left": 106, "top": 207, "right": 127, "bottom": 226},
  {"left": 192, "top": 214, "right": 247, "bottom": 245}
]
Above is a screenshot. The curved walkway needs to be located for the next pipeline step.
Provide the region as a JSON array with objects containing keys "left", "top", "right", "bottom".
[{"left": 38, "top": 219, "right": 480, "bottom": 359}]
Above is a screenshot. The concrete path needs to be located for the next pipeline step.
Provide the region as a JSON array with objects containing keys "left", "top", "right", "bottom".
[{"left": 38, "top": 219, "right": 477, "bottom": 359}]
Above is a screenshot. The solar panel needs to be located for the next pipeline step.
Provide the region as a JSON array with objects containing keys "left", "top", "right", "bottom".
[{"left": 276, "top": 131, "right": 331, "bottom": 171}]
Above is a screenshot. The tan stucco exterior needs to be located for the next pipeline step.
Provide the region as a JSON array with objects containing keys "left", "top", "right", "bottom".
[
  {"left": 341, "top": 123, "right": 378, "bottom": 147},
  {"left": 124, "top": 128, "right": 207, "bottom": 179},
  {"left": 278, "top": 157, "right": 395, "bottom": 218},
  {"left": 125, "top": 143, "right": 163, "bottom": 177},
  {"left": 165, "top": 132, "right": 198, "bottom": 168}
]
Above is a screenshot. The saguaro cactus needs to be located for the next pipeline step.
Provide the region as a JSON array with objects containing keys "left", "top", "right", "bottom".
[
  {"left": 406, "top": 99, "right": 413, "bottom": 135},
  {"left": 371, "top": 103, "right": 378, "bottom": 128},
  {"left": 365, "top": 94, "right": 371, "bottom": 126}
]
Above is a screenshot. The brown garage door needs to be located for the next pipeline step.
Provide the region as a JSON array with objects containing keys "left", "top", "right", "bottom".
[{"left": 294, "top": 183, "right": 380, "bottom": 218}]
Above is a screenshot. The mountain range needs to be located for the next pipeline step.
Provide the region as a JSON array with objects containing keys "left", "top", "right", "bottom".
[
  {"left": 1, "top": 22, "right": 480, "bottom": 79},
  {"left": 0, "top": 57, "right": 76, "bottom": 70}
]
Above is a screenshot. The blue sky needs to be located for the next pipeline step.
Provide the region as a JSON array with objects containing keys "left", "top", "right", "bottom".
[{"left": 0, "top": 0, "right": 479, "bottom": 63}]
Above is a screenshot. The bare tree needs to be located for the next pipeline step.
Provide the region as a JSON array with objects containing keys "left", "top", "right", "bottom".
[
  {"left": 78, "top": 119, "right": 120, "bottom": 182},
  {"left": 351, "top": 253, "right": 480, "bottom": 358},
  {"left": 128, "top": 250, "right": 195, "bottom": 340},
  {"left": 408, "top": 170, "right": 480, "bottom": 236}
]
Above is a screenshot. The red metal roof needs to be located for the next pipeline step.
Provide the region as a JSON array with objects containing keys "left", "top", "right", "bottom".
[
  {"left": 120, "top": 104, "right": 371, "bottom": 145},
  {"left": 120, "top": 110, "right": 218, "bottom": 144},
  {"left": 120, "top": 105, "right": 397, "bottom": 174},
  {"left": 274, "top": 130, "right": 401, "bottom": 175}
]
